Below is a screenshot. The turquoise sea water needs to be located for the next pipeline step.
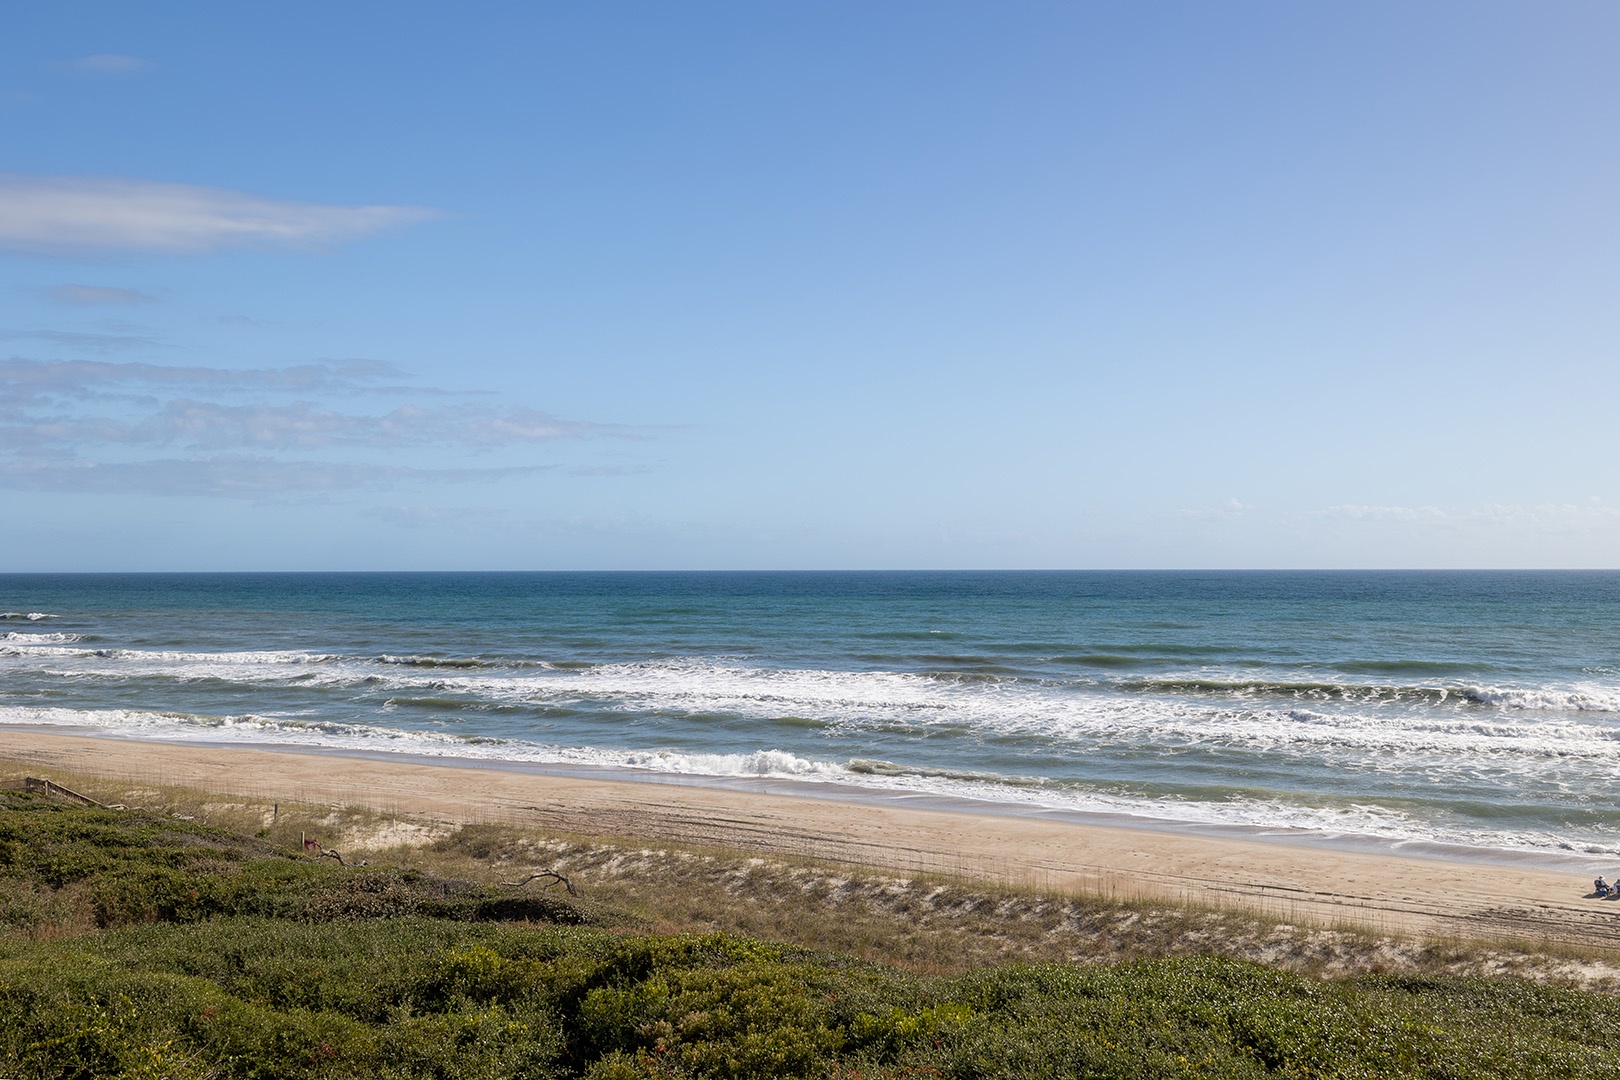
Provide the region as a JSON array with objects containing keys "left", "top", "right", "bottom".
[{"left": 3, "top": 571, "right": 1618, "bottom": 865}]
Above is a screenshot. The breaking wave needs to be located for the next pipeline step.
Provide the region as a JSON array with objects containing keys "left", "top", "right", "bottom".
[
  {"left": 6, "top": 643, "right": 1620, "bottom": 767},
  {"left": 1119, "top": 677, "right": 1620, "bottom": 713}
]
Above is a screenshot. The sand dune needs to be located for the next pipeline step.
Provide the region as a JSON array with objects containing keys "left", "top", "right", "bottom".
[{"left": 0, "top": 729, "right": 1608, "bottom": 948}]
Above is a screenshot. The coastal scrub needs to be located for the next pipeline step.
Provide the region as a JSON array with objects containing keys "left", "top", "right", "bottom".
[{"left": 4, "top": 791, "right": 1620, "bottom": 1078}]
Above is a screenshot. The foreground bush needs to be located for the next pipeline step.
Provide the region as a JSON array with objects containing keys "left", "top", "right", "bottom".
[
  {"left": 0, "top": 792, "right": 582, "bottom": 931},
  {"left": 6, "top": 920, "right": 1620, "bottom": 1078},
  {"left": 5, "top": 793, "right": 1620, "bottom": 1078}
]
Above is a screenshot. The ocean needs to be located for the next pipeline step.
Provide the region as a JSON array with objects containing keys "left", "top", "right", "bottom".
[{"left": 3, "top": 570, "right": 1617, "bottom": 868}]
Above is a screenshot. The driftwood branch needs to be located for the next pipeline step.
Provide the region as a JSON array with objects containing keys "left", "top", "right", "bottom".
[
  {"left": 500, "top": 871, "right": 577, "bottom": 897},
  {"left": 319, "top": 848, "right": 366, "bottom": 867}
]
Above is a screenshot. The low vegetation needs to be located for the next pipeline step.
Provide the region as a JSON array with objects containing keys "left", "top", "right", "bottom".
[
  {"left": 5, "top": 778, "right": 1620, "bottom": 1078},
  {"left": 413, "top": 823, "right": 1613, "bottom": 985}
]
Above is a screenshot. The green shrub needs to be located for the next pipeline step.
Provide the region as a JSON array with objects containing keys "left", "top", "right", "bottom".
[
  {"left": 0, "top": 794, "right": 585, "bottom": 933},
  {"left": 9, "top": 795, "right": 1620, "bottom": 1078}
]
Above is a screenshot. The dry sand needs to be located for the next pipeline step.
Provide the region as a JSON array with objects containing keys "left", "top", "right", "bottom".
[{"left": 2, "top": 729, "right": 1612, "bottom": 948}]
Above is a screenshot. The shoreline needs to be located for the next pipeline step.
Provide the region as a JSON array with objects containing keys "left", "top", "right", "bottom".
[
  {"left": 1, "top": 727, "right": 1615, "bottom": 947},
  {"left": 2, "top": 722, "right": 1607, "bottom": 875},
  {"left": 0, "top": 722, "right": 1600, "bottom": 874}
]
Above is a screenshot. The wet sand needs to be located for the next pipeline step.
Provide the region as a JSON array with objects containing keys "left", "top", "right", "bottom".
[{"left": 0, "top": 729, "right": 1610, "bottom": 947}]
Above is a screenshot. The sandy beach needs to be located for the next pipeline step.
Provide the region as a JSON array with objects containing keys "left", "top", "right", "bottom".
[{"left": 0, "top": 728, "right": 1611, "bottom": 949}]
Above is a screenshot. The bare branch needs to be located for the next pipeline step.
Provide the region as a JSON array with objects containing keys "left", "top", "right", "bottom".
[{"left": 500, "top": 870, "right": 577, "bottom": 897}]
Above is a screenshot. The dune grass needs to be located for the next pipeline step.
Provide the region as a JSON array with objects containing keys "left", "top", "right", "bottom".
[{"left": 6, "top": 764, "right": 1617, "bottom": 985}]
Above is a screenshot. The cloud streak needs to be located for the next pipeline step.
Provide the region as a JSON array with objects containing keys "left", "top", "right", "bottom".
[
  {"left": 0, "top": 175, "right": 433, "bottom": 255},
  {"left": 0, "top": 357, "right": 628, "bottom": 495},
  {"left": 0, "top": 359, "right": 595, "bottom": 450},
  {"left": 0, "top": 457, "right": 554, "bottom": 497},
  {"left": 1318, "top": 502, "right": 1620, "bottom": 528},
  {"left": 42, "top": 284, "right": 156, "bottom": 306},
  {"left": 1176, "top": 498, "right": 1257, "bottom": 520},
  {"left": 0, "top": 330, "right": 165, "bottom": 353},
  {"left": 70, "top": 54, "right": 151, "bottom": 75},
  {"left": 4, "top": 399, "right": 594, "bottom": 452},
  {"left": 0, "top": 357, "right": 401, "bottom": 403}
]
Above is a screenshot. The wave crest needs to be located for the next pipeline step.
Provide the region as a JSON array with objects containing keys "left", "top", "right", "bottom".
[
  {"left": 1122, "top": 677, "right": 1620, "bottom": 713},
  {"left": 377, "top": 655, "right": 498, "bottom": 670}
]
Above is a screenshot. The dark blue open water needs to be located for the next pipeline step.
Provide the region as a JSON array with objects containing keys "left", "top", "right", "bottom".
[{"left": 3, "top": 571, "right": 1618, "bottom": 864}]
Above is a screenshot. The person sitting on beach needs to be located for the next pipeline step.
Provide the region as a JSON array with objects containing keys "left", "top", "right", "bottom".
[{"left": 1596, "top": 876, "right": 1610, "bottom": 898}]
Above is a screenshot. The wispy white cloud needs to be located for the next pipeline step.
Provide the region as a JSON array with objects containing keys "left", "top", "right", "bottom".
[
  {"left": 0, "top": 329, "right": 164, "bottom": 352},
  {"left": 1321, "top": 503, "right": 1447, "bottom": 522},
  {"left": 1315, "top": 501, "right": 1620, "bottom": 532},
  {"left": 0, "top": 357, "right": 400, "bottom": 404},
  {"left": 41, "top": 284, "right": 156, "bottom": 306},
  {"left": 0, "top": 354, "right": 639, "bottom": 498},
  {"left": 0, "top": 457, "right": 554, "bottom": 497},
  {"left": 0, "top": 358, "right": 597, "bottom": 450},
  {"left": 1176, "top": 497, "right": 1256, "bottom": 519},
  {"left": 0, "top": 175, "right": 433, "bottom": 255},
  {"left": 70, "top": 54, "right": 151, "bottom": 75},
  {"left": 368, "top": 504, "right": 513, "bottom": 528},
  {"left": 1, "top": 399, "right": 593, "bottom": 453},
  {"left": 0, "top": 356, "right": 629, "bottom": 496},
  {"left": 139, "top": 400, "right": 592, "bottom": 451}
]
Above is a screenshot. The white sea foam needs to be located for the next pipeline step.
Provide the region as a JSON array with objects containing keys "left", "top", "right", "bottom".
[
  {"left": 617, "top": 747, "right": 849, "bottom": 778},
  {"left": 0, "top": 644, "right": 346, "bottom": 679},
  {"left": 404, "top": 659, "right": 1620, "bottom": 766},
  {"left": 7, "top": 639, "right": 1618, "bottom": 717},
  {"left": 0, "top": 612, "right": 57, "bottom": 620},
  {"left": 0, "top": 704, "right": 499, "bottom": 750},
  {"left": 6, "top": 649, "right": 1620, "bottom": 774},
  {"left": 1464, "top": 685, "right": 1620, "bottom": 712},
  {"left": 0, "top": 644, "right": 523, "bottom": 689},
  {"left": 0, "top": 702, "right": 1611, "bottom": 859}
]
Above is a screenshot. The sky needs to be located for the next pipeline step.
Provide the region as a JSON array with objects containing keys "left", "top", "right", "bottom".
[{"left": 2, "top": 2, "right": 1618, "bottom": 571}]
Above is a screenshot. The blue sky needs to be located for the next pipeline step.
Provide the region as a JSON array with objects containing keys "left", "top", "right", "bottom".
[{"left": 2, "top": 2, "right": 1617, "bottom": 570}]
